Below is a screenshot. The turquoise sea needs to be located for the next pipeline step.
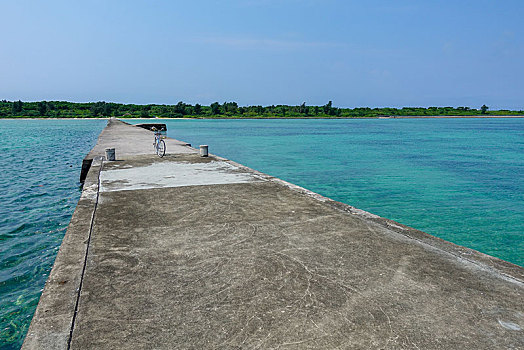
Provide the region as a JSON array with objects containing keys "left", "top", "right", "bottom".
[
  {"left": 0, "top": 119, "right": 106, "bottom": 349},
  {"left": 127, "top": 118, "right": 524, "bottom": 268},
  {"left": 1, "top": 117, "right": 523, "bottom": 349}
]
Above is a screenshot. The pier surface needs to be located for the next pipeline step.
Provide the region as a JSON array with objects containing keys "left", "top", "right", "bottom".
[{"left": 24, "top": 119, "right": 523, "bottom": 349}]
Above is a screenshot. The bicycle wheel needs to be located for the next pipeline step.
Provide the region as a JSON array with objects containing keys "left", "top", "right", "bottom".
[{"left": 156, "top": 139, "right": 166, "bottom": 157}]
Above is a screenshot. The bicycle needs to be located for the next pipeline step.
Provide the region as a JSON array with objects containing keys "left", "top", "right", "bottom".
[{"left": 152, "top": 128, "right": 166, "bottom": 157}]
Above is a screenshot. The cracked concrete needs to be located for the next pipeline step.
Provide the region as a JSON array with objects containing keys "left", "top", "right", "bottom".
[{"left": 24, "top": 119, "right": 524, "bottom": 349}]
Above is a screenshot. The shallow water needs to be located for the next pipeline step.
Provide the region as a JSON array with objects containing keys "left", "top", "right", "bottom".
[
  {"left": 1, "top": 117, "right": 523, "bottom": 349},
  {"left": 129, "top": 118, "right": 524, "bottom": 267},
  {"left": 0, "top": 119, "right": 106, "bottom": 349}
]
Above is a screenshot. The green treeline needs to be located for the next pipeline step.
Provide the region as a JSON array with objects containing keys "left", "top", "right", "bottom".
[{"left": 1, "top": 100, "right": 522, "bottom": 118}]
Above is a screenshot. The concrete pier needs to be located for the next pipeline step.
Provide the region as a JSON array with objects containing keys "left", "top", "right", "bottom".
[{"left": 24, "top": 119, "right": 523, "bottom": 349}]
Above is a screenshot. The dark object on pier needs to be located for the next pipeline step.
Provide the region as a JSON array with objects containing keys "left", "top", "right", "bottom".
[{"left": 135, "top": 123, "right": 167, "bottom": 132}]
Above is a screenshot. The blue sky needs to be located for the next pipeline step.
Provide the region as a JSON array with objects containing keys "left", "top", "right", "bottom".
[{"left": 1, "top": 0, "right": 523, "bottom": 109}]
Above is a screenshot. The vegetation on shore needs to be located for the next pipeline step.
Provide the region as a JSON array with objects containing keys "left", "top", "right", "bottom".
[{"left": 1, "top": 100, "right": 522, "bottom": 119}]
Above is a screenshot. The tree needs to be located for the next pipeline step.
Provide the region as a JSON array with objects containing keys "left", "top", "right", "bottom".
[
  {"left": 12, "top": 100, "right": 23, "bottom": 114},
  {"left": 210, "top": 102, "right": 221, "bottom": 115},
  {"left": 323, "top": 101, "right": 333, "bottom": 115},
  {"left": 194, "top": 103, "right": 202, "bottom": 115},
  {"left": 481, "top": 104, "right": 489, "bottom": 114},
  {"left": 174, "top": 101, "right": 187, "bottom": 115},
  {"left": 111, "top": 105, "right": 120, "bottom": 116},
  {"left": 173, "top": 101, "right": 186, "bottom": 115},
  {"left": 90, "top": 101, "right": 107, "bottom": 117},
  {"left": 223, "top": 101, "right": 238, "bottom": 114},
  {"left": 102, "top": 103, "right": 113, "bottom": 116},
  {"left": 37, "top": 101, "right": 48, "bottom": 116},
  {"left": 299, "top": 102, "right": 307, "bottom": 114},
  {"left": 140, "top": 108, "right": 150, "bottom": 118},
  {"left": 304, "top": 106, "right": 309, "bottom": 116},
  {"left": 90, "top": 104, "right": 99, "bottom": 117}
]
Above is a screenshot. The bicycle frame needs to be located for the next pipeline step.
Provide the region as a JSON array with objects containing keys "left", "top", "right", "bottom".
[{"left": 153, "top": 131, "right": 166, "bottom": 157}]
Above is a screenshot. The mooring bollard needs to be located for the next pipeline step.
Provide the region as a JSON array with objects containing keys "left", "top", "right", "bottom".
[
  {"left": 200, "top": 145, "right": 208, "bottom": 157},
  {"left": 105, "top": 148, "right": 116, "bottom": 161}
]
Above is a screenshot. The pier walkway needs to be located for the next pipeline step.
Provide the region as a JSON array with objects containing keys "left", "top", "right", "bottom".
[{"left": 24, "top": 119, "right": 523, "bottom": 349}]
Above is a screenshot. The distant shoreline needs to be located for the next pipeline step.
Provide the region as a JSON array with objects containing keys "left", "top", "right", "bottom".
[
  {"left": 2, "top": 115, "right": 524, "bottom": 121},
  {"left": 382, "top": 115, "right": 524, "bottom": 119},
  {"left": 3, "top": 101, "right": 523, "bottom": 119},
  {"left": 0, "top": 117, "right": 110, "bottom": 120}
]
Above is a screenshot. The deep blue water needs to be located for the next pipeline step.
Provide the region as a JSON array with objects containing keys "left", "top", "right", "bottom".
[
  {"left": 0, "top": 119, "right": 106, "bottom": 349},
  {"left": 1, "top": 117, "right": 523, "bottom": 349}
]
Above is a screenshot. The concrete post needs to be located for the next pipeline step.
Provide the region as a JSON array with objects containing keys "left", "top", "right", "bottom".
[
  {"left": 105, "top": 148, "right": 116, "bottom": 161},
  {"left": 200, "top": 145, "right": 208, "bottom": 157}
]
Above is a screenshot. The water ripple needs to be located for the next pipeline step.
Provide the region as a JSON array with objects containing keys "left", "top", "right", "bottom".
[
  {"left": 0, "top": 119, "right": 105, "bottom": 349},
  {"left": 128, "top": 118, "right": 524, "bottom": 268}
]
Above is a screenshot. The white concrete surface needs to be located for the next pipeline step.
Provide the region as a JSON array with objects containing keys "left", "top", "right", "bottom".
[{"left": 100, "top": 161, "right": 260, "bottom": 192}]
